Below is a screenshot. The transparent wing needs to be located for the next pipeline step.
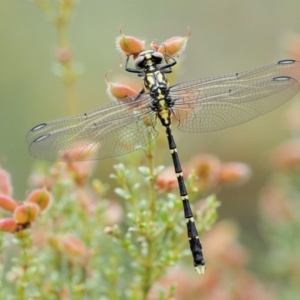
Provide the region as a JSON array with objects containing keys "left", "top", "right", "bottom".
[
  {"left": 169, "top": 60, "right": 300, "bottom": 132},
  {"left": 26, "top": 95, "right": 158, "bottom": 161}
]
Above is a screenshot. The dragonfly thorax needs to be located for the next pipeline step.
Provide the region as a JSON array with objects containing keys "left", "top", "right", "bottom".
[
  {"left": 135, "top": 50, "right": 173, "bottom": 125},
  {"left": 143, "top": 70, "right": 170, "bottom": 95}
]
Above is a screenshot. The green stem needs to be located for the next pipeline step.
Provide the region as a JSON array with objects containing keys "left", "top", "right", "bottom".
[
  {"left": 55, "top": 1, "right": 80, "bottom": 115},
  {"left": 140, "top": 138, "right": 157, "bottom": 299},
  {"left": 34, "top": 0, "right": 80, "bottom": 115},
  {"left": 146, "top": 137, "right": 156, "bottom": 221},
  {"left": 15, "top": 230, "right": 33, "bottom": 300}
]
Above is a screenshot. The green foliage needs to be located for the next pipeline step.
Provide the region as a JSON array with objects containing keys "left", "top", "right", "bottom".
[
  {"left": 0, "top": 147, "right": 219, "bottom": 299},
  {"left": 259, "top": 148, "right": 300, "bottom": 299}
]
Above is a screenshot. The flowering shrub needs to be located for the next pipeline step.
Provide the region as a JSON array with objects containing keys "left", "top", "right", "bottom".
[{"left": 0, "top": 149, "right": 264, "bottom": 299}]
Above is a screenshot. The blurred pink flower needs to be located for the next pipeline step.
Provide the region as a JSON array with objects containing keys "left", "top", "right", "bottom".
[
  {"left": 156, "top": 166, "right": 179, "bottom": 192},
  {"left": 287, "top": 33, "right": 300, "bottom": 61},
  {"left": 218, "top": 162, "right": 251, "bottom": 185},
  {"left": 48, "top": 234, "right": 92, "bottom": 264},
  {"left": 189, "top": 153, "right": 221, "bottom": 189},
  {"left": 54, "top": 47, "right": 73, "bottom": 63},
  {"left": 259, "top": 186, "right": 292, "bottom": 221},
  {"left": 202, "top": 221, "right": 249, "bottom": 270},
  {"left": 61, "top": 234, "right": 90, "bottom": 259},
  {"left": 0, "top": 167, "right": 12, "bottom": 195},
  {"left": 147, "top": 268, "right": 194, "bottom": 300},
  {"left": 66, "top": 160, "right": 95, "bottom": 186},
  {"left": 270, "top": 139, "right": 300, "bottom": 171}
]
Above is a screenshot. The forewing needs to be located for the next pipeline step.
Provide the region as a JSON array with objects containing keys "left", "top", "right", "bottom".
[
  {"left": 169, "top": 60, "right": 300, "bottom": 132},
  {"left": 26, "top": 95, "right": 158, "bottom": 161}
]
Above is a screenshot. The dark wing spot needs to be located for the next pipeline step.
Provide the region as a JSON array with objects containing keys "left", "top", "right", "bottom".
[
  {"left": 33, "top": 134, "right": 51, "bottom": 143},
  {"left": 273, "top": 76, "right": 291, "bottom": 81},
  {"left": 31, "top": 123, "right": 47, "bottom": 132},
  {"left": 278, "top": 59, "right": 296, "bottom": 65}
]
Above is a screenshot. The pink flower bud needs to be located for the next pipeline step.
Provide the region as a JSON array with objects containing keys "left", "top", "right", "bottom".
[
  {"left": 13, "top": 203, "right": 40, "bottom": 224},
  {"left": 0, "top": 193, "right": 18, "bottom": 212},
  {"left": 27, "top": 188, "right": 52, "bottom": 211},
  {"left": 156, "top": 166, "right": 178, "bottom": 192},
  {"left": 270, "top": 140, "right": 300, "bottom": 171},
  {"left": 116, "top": 27, "right": 145, "bottom": 58},
  {"left": 66, "top": 161, "right": 95, "bottom": 186},
  {"left": 0, "top": 218, "right": 17, "bottom": 233},
  {"left": 104, "top": 226, "right": 114, "bottom": 234},
  {"left": 105, "top": 71, "right": 139, "bottom": 100},
  {"left": 152, "top": 28, "right": 191, "bottom": 60},
  {"left": 0, "top": 168, "right": 13, "bottom": 196},
  {"left": 61, "top": 235, "right": 88, "bottom": 258},
  {"left": 54, "top": 47, "right": 73, "bottom": 63}
]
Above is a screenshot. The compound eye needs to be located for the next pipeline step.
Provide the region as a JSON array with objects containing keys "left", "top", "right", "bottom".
[
  {"left": 152, "top": 52, "right": 164, "bottom": 64},
  {"left": 134, "top": 55, "right": 145, "bottom": 69}
]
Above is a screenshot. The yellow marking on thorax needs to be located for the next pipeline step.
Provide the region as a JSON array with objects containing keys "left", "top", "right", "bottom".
[
  {"left": 157, "top": 72, "right": 166, "bottom": 84},
  {"left": 143, "top": 73, "right": 155, "bottom": 93},
  {"left": 146, "top": 75, "right": 155, "bottom": 86},
  {"left": 156, "top": 71, "right": 169, "bottom": 88}
]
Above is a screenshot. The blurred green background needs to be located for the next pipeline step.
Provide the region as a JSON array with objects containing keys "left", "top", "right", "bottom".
[{"left": 1, "top": 0, "right": 300, "bottom": 266}]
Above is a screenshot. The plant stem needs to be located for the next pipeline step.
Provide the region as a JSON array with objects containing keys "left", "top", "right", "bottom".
[
  {"left": 34, "top": 0, "right": 80, "bottom": 115},
  {"left": 55, "top": 1, "right": 80, "bottom": 115},
  {"left": 146, "top": 137, "right": 156, "bottom": 220},
  {"left": 15, "top": 230, "right": 33, "bottom": 300},
  {"left": 140, "top": 139, "right": 157, "bottom": 299}
]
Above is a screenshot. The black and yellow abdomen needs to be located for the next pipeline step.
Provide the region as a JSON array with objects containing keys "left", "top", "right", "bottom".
[
  {"left": 157, "top": 99, "right": 171, "bottom": 126},
  {"left": 143, "top": 69, "right": 172, "bottom": 126}
]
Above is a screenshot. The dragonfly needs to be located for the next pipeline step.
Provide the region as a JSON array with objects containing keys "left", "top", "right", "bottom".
[{"left": 26, "top": 50, "right": 300, "bottom": 274}]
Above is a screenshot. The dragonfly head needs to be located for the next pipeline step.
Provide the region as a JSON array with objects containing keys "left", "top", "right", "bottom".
[{"left": 134, "top": 50, "right": 164, "bottom": 69}]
